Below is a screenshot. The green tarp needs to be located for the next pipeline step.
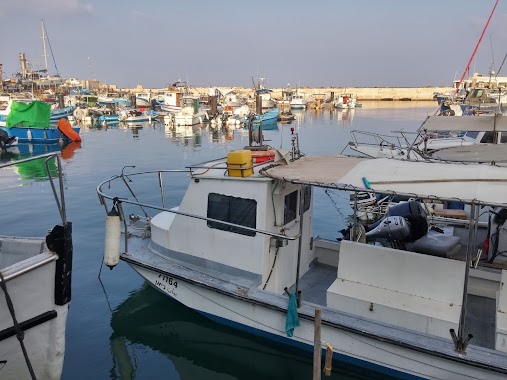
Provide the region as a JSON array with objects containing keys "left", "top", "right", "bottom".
[{"left": 5, "top": 100, "right": 50, "bottom": 129}]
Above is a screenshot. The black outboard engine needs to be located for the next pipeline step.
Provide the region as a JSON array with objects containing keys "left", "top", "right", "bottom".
[
  {"left": 367, "top": 200, "right": 426, "bottom": 230},
  {"left": 365, "top": 201, "right": 428, "bottom": 245},
  {"left": 0, "top": 129, "right": 16, "bottom": 148}
]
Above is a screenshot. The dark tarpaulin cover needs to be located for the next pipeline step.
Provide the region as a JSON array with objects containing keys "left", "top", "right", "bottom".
[{"left": 5, "top": 100, "right": 50, "bottom": 129}]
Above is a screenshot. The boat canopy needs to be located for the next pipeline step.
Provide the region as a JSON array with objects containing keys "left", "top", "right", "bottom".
[
  {"left": 5, "top": 100, "right": 50, "bottom": 129},
  {"left": 421, "top": 115, "right": 507, "bottom": 132},
  {"left": 263, "top": 154, "right": 507, "bottom": 206}
]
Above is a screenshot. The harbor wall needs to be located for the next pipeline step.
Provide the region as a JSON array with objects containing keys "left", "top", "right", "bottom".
[{"left": 189, "top": 86, "right": 453, "bottom": 101}]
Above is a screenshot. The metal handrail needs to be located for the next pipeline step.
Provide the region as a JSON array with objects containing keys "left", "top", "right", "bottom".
[{"left": 96, "top": 169, "right": 300, "bottom": 242}]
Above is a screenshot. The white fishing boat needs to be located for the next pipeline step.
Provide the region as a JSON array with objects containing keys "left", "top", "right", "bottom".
[
  {"left": 290, "top": 91, "right": 308, "bottom": 110},
  {"left": 135, "top": 92, "right": 152, "bottom": 108},
  {"left": 98, "top": 131, "right": 507, "bottom": 379},
  {"left": 334, "top": 94, "right": 356, "bottom": 109},
  {"left": 157, "top": 79, "right": 189, "bottom": 114},
  {"left": 173, "top": 96, "right": 208, "bottom": 126},
  {"left": 1, "top": 152, "right": 73, "bottom": 380}
]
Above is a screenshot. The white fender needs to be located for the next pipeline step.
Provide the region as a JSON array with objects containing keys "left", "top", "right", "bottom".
[{"left": 104, "top": 206, "right": 121, "bottom": 269}]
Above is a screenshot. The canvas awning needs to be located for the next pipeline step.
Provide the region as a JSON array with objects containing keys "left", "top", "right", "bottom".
[
  {"left": 263, "top": 154, "right": 507, "bottom": 206},
  {"left": 420, "top": 115, "right": 507, "bottom": 132},
  {"left": 5, "top": 100, "right": 50, "bottom": 129}
]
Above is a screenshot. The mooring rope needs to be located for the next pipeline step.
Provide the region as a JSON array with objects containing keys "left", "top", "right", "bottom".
[{"left": 0, "top": 271, "right": 37, "bottom": 380}]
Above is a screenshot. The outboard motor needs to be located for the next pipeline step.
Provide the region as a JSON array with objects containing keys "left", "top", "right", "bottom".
[
  {"left": 366, "top": 215, "right": 427, "bottom": 243},
  {"left": 365, "top": 216, "right": 411, "bottom": 241},
  {"left": 365, "top": 200, "right": 428, "bottom": 244},
  {"left": 367, "top": 200, "right": 426, "bottom": 231},
  {"left": 0, "top": 129, "right": 16, "bottom": 147}
]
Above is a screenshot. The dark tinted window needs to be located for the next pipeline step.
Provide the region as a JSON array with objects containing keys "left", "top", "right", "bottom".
[
  {"left": 284, "top": 190, "right": 298, "bottom": 225},
  {"left": 207, "top": 193, "right": 256, "bottom": 236}
]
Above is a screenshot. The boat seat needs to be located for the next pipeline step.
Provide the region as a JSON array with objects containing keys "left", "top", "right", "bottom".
[
  {"left": 408, "top": 230, "right": 461, "bottom": 258},
  {"left": 327, "top": 240, "right": 465, "bottom": 338}
]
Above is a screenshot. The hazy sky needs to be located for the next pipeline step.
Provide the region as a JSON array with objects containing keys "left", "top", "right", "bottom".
[{"left": 1, "top": 0, "right": 506, "bottom": 89}]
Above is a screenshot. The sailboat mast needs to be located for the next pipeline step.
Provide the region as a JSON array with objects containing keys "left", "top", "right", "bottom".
[
  {"left": 41, "top": 19, "right": 48, "bottom": 73},
  {"left": 453, "top": 0, "right": 499, "bottom": 97}
]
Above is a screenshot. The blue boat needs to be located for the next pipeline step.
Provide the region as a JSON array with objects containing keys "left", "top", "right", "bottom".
[
  {"left": 244, "top": 108, "right": 279, "bottom": 128},
  {"left": 50, "top": 106, "right": 75, "bottom": 124},
  {"left": 2, "top": 100, "right": 80, "bottom": 143},
  {"left": 97, "top": 114, "right": 120, "bottom": 124},
  {"left": 5, "top": 126, "right": 81, "bottom": 143}
]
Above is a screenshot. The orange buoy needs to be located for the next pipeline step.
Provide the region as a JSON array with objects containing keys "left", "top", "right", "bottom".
[{"left": 57, "top": 118, "right": 81, "bottom": 142}]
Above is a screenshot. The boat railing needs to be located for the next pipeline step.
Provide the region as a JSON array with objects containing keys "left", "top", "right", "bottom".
[
  {"left": 0, "top": 152, "right": 67, "bottom": 225},
  {"left": 344, "top": 130, "right": 419, "bottom": 153},
  {"left": 97, "top": 167, "right": 299, "bottom": 254}
]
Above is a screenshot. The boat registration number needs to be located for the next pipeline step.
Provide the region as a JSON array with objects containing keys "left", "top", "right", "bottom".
[{"left": 155, "top": 274, "right": 178, "bottom": 295}]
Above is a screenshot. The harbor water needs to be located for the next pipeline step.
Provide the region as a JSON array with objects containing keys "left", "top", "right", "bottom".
[{"left": 1, "top": 101, "right": 437, "bottom": 379}]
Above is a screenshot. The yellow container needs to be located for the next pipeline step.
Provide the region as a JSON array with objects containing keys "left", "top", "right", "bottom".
[{"left": 227, "top": 150, "right": 253, "bottom": 177}]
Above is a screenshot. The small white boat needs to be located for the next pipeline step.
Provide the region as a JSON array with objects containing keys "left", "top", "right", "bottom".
[
  {"left": 334, "top": 94, "right": 356, "bottom": 109},
  {"left": 1, "top": 153, "right": 73, "bottom": 380},
  {"left": 173, "top": 96, "right": 208, "bottom": 126},
  {"left": 290, "top": 91, "right": 308, "bottom": 110},
  {"left": 135, "top": 92, "right": 152, "bottom": 107},
  {"left": 118, "top": 109, "right": 156, "bottom": 123}
]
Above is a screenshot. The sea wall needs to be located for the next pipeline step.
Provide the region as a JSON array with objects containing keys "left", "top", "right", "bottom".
[{"left": 189, "top": 86, "right": 453, "bottom": 101}]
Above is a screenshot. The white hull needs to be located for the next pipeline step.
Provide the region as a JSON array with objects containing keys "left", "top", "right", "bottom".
[
  {"left": 290, "top": 100, "right": 307, "bottom": 110},
  {"left": 0, "top": 252, "right": 68, "bottom": 380},
  {"left": 135, "top": 98, "right": 151, "bottom": 107},
  {"left": 130, "top": 263, "right": 504, "bottom": 380},
  {"left": 174, "top": 112, "right": 207, "bottom": 126},
  {"left": 160, "top": 105, "right": 181, "bottom": 114},
  {"left": 262, "top": 99, "right": 276, "bottom": 109}
]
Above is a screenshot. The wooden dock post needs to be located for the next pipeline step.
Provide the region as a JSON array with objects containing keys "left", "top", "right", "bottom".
[{"left": 313, "top": 308, "right": 322, "bottom": 380}]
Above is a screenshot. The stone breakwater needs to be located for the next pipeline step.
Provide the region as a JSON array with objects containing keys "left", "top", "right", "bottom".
[{"left": 188, "top": 86, "right": 453, "bottom": 101}]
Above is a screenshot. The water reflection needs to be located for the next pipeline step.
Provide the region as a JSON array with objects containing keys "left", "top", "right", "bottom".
[
  {"left": 208, "top": 124, "right": 236, "bottom": 144},
  {"left": 336, "top": 109, "right": 355, "bottom": 126},
  {"left": 0, "top": 141, "right": 81, "bottom": 181},
  {"left": 165, "top": 123, "right": 203, "bottom": 147},
  {"left": 109, "top": 284, "right": 385, "bottom": 380}
]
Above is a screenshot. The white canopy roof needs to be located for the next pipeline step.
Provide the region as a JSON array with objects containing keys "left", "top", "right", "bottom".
[
  {"left": 421, "top": 115, "right": 507, "bottom": 132},
  {"left": 263, "top": 154, "right": 507, "bottom": 205}
]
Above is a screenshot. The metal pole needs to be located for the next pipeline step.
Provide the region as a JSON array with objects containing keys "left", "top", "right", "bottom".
[
  {"left": 158, "top": 171, "right": 165, "bottom": 208},
  {"left": 456, "top": 201, "right": 478, "bottom": 351},
  {"left": 295, "top": 186, "right": 305, "bottom": 307},
  {"left": 313, "top": 308, "right": 322, "bottom": 380}
]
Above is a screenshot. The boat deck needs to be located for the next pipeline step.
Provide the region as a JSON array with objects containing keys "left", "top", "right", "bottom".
[{"left": 289, "top": 254, "right": 498, "bottom": 351}]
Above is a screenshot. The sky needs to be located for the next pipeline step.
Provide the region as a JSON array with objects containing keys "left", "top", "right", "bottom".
[{"left": 1, "top": 0, "right": 506, "bottom": 89}]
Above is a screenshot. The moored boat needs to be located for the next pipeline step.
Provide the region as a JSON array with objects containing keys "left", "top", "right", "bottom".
[
  {"left": 97, "top": 140, "right": 507, "bottom": 379},
  {"left": 1, "top": 152, "right": 73, "bottom": 380},
  {"left": 2, "top": 101, "right": 81, "bottom": 144}
]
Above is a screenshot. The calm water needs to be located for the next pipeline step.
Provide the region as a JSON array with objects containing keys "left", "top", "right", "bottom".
[{"left": 1, "top": 101, "right": 437, "bottom": 380}]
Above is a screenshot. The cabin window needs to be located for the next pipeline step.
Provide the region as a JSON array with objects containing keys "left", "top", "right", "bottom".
[
  {"left": 207, "top": 193, "right": 256, "bottom": 237},
  {"left": 501, "top": 133, "right": 507, "bottom": 144},
  {"left": 480, "top": 131, "right": 495, "bottom": 144},
  {"left": 303, "top": 186, "right": 312, "bottom": 213},
  {"left": 284, "top": 190, "right": 299, "bottom": 225}
]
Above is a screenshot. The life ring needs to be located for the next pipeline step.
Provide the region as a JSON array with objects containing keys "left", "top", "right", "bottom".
[{"left": 251, "top": 149, "right": 276, "bottom": 163}]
